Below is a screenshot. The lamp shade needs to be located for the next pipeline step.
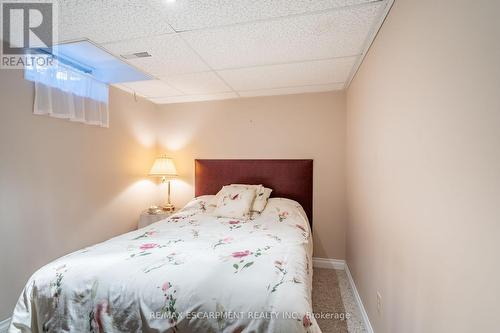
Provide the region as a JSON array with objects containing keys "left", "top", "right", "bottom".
[{"left": 149, "top": 156, "right": 177, "bottom": 177}]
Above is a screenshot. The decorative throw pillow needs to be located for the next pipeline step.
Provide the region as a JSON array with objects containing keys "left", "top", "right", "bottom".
[
  {"left": 230, "top": 184, "right": 272, "bottom": 213},
  {"left": 212, "top": 187, "right": 256, "bottom": 219}
]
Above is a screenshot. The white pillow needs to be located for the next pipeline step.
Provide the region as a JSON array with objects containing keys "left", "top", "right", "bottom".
[
  {"left": 182, "top": 195, "right": 217, "bottom": 214},
  {"left": 212, "top": 186, "right": 256, "bottom": 219},
  {"left": 229, "top": 184, "right": 272, "bottom": 213}
]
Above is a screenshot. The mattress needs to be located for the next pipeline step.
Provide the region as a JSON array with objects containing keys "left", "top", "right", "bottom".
[{"left": 9, "top": 197, "right": 320, "bottom": 333}]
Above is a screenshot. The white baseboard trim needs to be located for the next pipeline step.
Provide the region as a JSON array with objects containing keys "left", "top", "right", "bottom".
[
  {"left": 312, "top": 257, "right": 345, "bottom": 270},
  {"left": 0, "top": 317, "right": 10, "bottom": 333},
  {"left": 312, "top": 258, "right": 374, "bottom": 332},
  {"left": 345, "top": 264, "right": 374, "bottom": 333}
]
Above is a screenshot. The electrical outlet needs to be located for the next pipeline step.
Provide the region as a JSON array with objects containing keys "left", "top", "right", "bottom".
[{"left": 376, "top": 291, "right": 382, "bottom": 315}]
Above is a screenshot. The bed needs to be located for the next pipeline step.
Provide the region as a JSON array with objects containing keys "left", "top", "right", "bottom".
[{"left": 10, "top": 159, "right": 317, "bottom": 333}]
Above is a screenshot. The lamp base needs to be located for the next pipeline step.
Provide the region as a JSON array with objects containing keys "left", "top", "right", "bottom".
[{"left": 161, "top": 203, "right": 175, "bottom": 212}]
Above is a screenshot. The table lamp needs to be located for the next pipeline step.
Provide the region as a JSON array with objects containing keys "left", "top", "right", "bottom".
[{"left": 149, "top": 156, "right": 177, "bottom": 211}]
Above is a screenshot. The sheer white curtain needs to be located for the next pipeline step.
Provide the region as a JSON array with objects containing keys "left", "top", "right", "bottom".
[{"left": 25, "top": 61, "right": 109, "bottom": 127}]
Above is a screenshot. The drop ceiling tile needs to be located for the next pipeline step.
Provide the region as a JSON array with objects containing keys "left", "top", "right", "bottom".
[
  {"left": 238, "top": 83, "right": 345, "bottom": 97},
  {"left": 102, "top": 34, "right": 210, "bottom": 77},
  {"left": 181, "top": 2, "right": 383, "bottom": 69},
  {"left": 159, "top": 72, "right": 232, "bottom": 94},
  {"left": 120, "top": 80, "right": 182, "bottom": 98},
  {"left": 150, "top": 92, "right": 239, "bottom": 104},
  {"left": 58, "top": 0, "right": 174, "bottom": 44},
  {"left": 150, "top": 0, "right": 374, "bottom": 31},
  {"left": 217, "top": 57, "right": 356, "bottom": 91}
]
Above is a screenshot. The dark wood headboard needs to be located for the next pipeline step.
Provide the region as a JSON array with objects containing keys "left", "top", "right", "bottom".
[{"left": 194, "top": 159, "right": 313, "bottom": 225}]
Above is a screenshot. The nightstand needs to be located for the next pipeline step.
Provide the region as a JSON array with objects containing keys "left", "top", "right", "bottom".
[{"left": 138, "top": 209, "right": 175, "bottom": 229}]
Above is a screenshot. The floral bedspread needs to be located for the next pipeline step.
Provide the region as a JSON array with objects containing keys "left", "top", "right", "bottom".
[{"left": 9, "top": 197, "right": 320, "bottom": 333}]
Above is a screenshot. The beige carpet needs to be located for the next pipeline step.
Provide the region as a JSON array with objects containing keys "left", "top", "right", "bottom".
[{"left": 312, "top": 268, "right": 349, "bottom": 333}]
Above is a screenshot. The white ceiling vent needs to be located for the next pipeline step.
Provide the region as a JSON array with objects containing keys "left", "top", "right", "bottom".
[{"left": 121, "top": 52, "right": 152, "bottom": 60}]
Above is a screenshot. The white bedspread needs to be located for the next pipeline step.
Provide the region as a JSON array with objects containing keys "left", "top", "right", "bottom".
[{"left": 9, "top": 197, "right": 320, "bottom": 333}]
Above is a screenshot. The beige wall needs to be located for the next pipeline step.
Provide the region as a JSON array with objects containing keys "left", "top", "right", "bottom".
[
  {"left": 0, "top": 70, "right": 159, "bottom": 319},
  {"left": 346, "top": 0, "right": 500, "bottom": 332},
  {"left": 0, "top": 76, "right": 346, "bottom": 319},
  {"left": 154, "top": 92, "right": 347, "bottom": 260}
]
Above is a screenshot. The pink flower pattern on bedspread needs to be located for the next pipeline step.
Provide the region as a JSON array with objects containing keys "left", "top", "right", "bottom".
[{"left": 9, "top": 197, "right": 316, "bottom": 333}]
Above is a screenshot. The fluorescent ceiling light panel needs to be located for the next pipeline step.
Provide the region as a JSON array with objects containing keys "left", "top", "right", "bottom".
[{"left": 52, "top": 40, "right": 153, "bottom": 84}]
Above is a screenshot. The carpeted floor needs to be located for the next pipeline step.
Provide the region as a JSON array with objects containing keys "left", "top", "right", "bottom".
[
  {"left": 312, "top": 268, "right": 366, "bottom": 333},
  {"left": 312, "top": 268, "right": 349, "bottom": 332}
]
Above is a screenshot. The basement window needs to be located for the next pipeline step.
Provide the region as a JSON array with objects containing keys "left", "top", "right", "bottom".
[{"left": 24, "top": 40, "right": 152, "bottom": 128}]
